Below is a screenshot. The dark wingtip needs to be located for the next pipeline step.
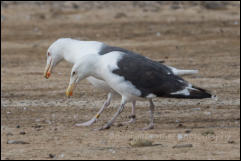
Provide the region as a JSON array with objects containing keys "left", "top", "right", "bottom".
[
  {"left": 189, "top": 86, "right": 212, "bottom": 99},
  {"left": 157, "top": 60, "right": 165, "bottom": 64}
]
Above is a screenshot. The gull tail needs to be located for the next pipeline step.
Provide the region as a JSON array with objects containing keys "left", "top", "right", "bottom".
[
  {"left": 174, "top": 69, "right": 199, "bottom": 76},
  {"left": 168, "top": 85, "right": 212, "bottom": 99},
  {"left": 168, "top": 66, "right": 199, "bottom": 76},
  {"left": 186, "top": 85, "right": 212, "bottom": 99}
]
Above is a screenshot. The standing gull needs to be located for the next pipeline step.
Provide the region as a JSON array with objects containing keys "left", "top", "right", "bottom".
[
  {"left": 44, "top": 38, "right": 199, "bottom": 126},
  {"left": 66, "top": 51, "right": 212, "bottom": 130}
]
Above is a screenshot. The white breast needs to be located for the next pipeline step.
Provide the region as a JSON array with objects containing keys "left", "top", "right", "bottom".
[{"left": 95, "top": 51, "right": 142, "bottom": 101}]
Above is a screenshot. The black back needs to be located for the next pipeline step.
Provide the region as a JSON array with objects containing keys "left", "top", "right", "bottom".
[{"left": 112, "top": 52, "right": 188, "bottom": 97}]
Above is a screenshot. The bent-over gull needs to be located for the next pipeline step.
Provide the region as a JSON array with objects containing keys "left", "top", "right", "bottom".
[
  {"left": 66, "top": 51, "right": 212, "bottom": 130},
  {"left": 44, "top": 38, "right": 199, "bottom": 127}
]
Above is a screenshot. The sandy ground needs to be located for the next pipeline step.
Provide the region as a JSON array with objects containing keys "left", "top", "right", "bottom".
[{"left": 1, "top": 1, "right": 240, "bottom": 160}]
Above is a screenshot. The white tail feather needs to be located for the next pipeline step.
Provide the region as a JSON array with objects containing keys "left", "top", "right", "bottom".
[
  {"left": 175, "top": 69, "right": 199, "bottom": 76},
  {"left": 167, "top": 66, "right": 199, "bottom": 76}
]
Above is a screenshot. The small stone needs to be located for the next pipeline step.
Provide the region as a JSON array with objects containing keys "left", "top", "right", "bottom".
[
  {"left": 59, "top": 153, "right": 65, "bottom": 158},
  {"left": 192, "top": 108, "right": 201, "bottom": 111},
  {"left": 32, "top": 125, "right": 42, "bottom": 129},
  {"left": 49, "top": 154, "right": 56, "bottom": 158},
  {"left": 7, "top": 140, "right": 29, "bottom": 144},
  {"left": 177, "top": 134, "right": 183, "bottom": 140},
  {"left": 202, "top": 1, "right": 226, "bottom": 10},
  {"left": 33, "top": 27, "right": 39, "bottom": 32},
  {"left": 72, "top": 3, "right": 79, "bottom": 9},
  {"left": 185, "top": 129, "right": 192, "bottom": 134},
  {"left": 6, "top": 132, "right": 13, "bottom": 136},
  {"left": 20, "top": 131, "right": 26, "bottom": 135},
  {"left": 129, "top": 139, "right": 153, "bottom": 147},
  {"left": 173, "top": 144, "right": 193, "bottom": 148},
  {"left": 177, "top": 123, "right": 184, "bottom": 128},
  {"left": 35, "top": 118, "right": 41, "bottom": 122},
  {"left": 170, "top": 5, "right": 180, "bottom": 10},
  {"left": 39, "top": 14, "right": 45, "bottom": 20},
  {"left": 1, "top": 15, "right": 6, "bottom": 22},
  {"left": 109, "top": 149, "right": 116, "bottom": 154},
  {"left": 204, "top": 111, "right": 211, "bottom": 115},
  {"left": 116, "top": 123, "right": 123, "bottom": 127},
  {"left": 234, "top": 21, "right": 239, "bottom": 25},
  {"left": 228, "top": 140, "right": 235, "bottom": 144},
  {"left": 114, "top": 12, "right": 127, "bottom": 19},
  {"left": 202, "top": 130, "right": 215, "bottom": 136}
]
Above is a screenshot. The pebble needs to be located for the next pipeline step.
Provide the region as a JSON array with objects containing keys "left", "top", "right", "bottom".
[
  {"left": 32, "top": 124, "right": 42, "bottom": 128},
  {"left": 59, "top": 153, "right": 65, "bottom": 158},
  {"left": 116, "top": 123, "right": 124, "bottom": 127},
  {"left": 185, "top": 129, "right": 192, "bottom": 134},
  {"left": 177, "top": 134, "right": 183, "bottom": 140},
  {"left": 109, "top": 149, "right": 116, "bottom": 154},
  {"left": 72, "top": 3, "right": 79, "bottom": 9},
  {"left": 202, "top": 1, "right": 226, "bottom": 10},
  {"left": 7, "top": 140, "right": 29, "bottom": 144},
  {"left": 35, "top": 118, "right": 41, "bottom": 122},
  {"left": 228, "top": 140, "right": 235, "bottom": 144},
  {"left": 129, "top": 139, "right": 153, "bottom": 147},
  {"left": 170, "top": 5, "right": 180, "bottom": 10},
  {"left": 234, "top": 21, "right": 239, "bottom": 25},
  {"left": 173, "top": 144, "right": 193, "bottom": 148},
  {"left": 20, "top": 131, "right": 26, "bottom": 135},
  {"left": 114, "top": 12, "right": 127, "bottom": 19},
  {"left": 204, "top": 111, "right": 211, "bottom": 115},
  {"left": 192, "top": 108, "right": 201, "bottom": 111},
  {"left": 6, "top": 132, "right": 13, "bottom": 136},
  {"left": 1, "top": 15, "right": 6, "bottom": 22},
  {"left": 202, "top": 130, "right": 215, "bottom": 136},
  {"left": 177, "top": 123, "right": 185, "bottom": 128},
  {"left": 33, "top": 27, "right": 39, "bottom": 32},
  {"left": 49, "top": 154, "right": 56, "bottom": 158}
]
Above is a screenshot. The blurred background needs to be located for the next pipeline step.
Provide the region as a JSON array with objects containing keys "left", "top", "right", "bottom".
[{"left": 1, "top": 1, "right": 240, "bottom": 160}]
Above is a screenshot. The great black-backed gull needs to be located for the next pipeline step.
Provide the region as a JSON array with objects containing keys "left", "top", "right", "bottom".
[
  {"left": 65, "top": 50, "right": 212, "bottom": 130},
  {"left": 44, "top": 38, "right": 199, "bottom": 127}
]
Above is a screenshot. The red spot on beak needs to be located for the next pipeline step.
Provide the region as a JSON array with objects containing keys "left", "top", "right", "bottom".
[{"left": 47, "top": 72, "right": 51, "bottom": 78}]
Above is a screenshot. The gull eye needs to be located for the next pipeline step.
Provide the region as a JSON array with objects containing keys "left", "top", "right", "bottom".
[{"left": 72, "top": 71, "right": 76, "bottom": 76}]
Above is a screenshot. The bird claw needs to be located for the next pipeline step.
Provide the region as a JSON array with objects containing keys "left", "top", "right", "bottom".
[
  {"left": 121, "top": 118, "right": 136, "bottom": 125},
  {"left": 140, "top": 124, "right": 154, "bottom": 131},
  {"left": 97, "top": 125, "right": 111, "bottom": 131},
  {"left": 75, "top": 118, "right": 97, "bottom": 127}
]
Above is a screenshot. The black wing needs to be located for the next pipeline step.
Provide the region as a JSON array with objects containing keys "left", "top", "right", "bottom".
[{"left": 112, "top": 53, "right": 188, "bottom": 97}]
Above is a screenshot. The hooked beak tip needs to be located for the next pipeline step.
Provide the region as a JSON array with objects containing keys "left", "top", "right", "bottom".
[
  {"left": 44, "top": 72, "right": 50, "bottom": 79},
  {"left": 46, "top": 72, "right": 51, "bottom": 78},
  {"left": 66, "top": 84, "right": 74, "bottom": 98}
]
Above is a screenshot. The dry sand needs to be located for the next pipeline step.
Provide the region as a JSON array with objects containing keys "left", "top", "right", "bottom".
[{"left": 1, "top": 1, "right": 240, "bottom": 160}]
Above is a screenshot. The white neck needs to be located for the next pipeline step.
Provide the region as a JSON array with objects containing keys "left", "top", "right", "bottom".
[
  {"left": 76, "top": 54, "right": 103, "bottom": 80},
  {"left": 55, "top": 38, "right": 104, "bottom": 64}
]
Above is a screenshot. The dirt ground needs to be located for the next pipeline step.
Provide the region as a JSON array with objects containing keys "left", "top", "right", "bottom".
[{"left": 1, "top": 1, "right": 240, "bottom": 160}]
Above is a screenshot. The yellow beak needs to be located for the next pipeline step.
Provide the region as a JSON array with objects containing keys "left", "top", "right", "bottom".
[
  {"left": 44, "top": 64, "right": 52, "bottom": 79},
  {"left": 44, "top": 59, "right": 52, "bottom": 79},
  {"left": 66, "top": 83, "right": 75, "bottom": 98}
]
